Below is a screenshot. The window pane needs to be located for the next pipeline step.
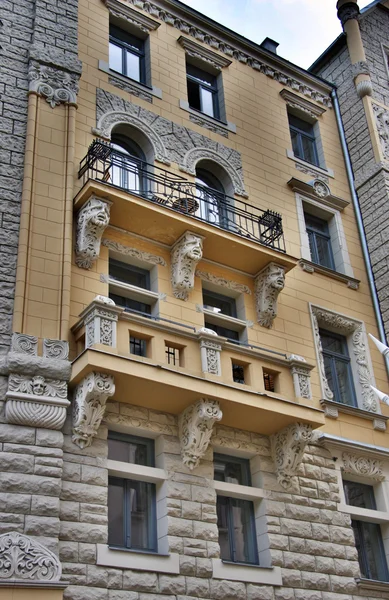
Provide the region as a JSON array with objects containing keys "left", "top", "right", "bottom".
[
  {"left": 109, "top": 42, "right": 123, "bottom": 73},
  {"left": 334, "top": 359, "right": 354, "bottom": 406},
  {"left": 109, "top": 260, "right": 150, "bottom": 289},
  {"left": 315, "top": 234, "right": 334, "bottom": 269},
  {"left": 214, "top": 455, "right": 251, "bottom": 486},
  {"left": 300, "top": 135, "right": 318, "bottom": 165},
  {"left": 320, "top": 332, "right": 345, "bottom": 354},
  {"left": 200, "top": 87, "right": 215, "bottom": 118},
  {"left": 217, "top": 496, "right": 232, "bottom": 561},
  {"left": 187, "top": 79, "right": 201, "bottom": 111},
  {"left": 291, "top": 129, "right": 301, "bottom": 158},
  {"left": 187, "top": 64, "right": 216, "bottom": 87},
  {"left": 130, "top": 336, "right": 147, "bottom": 356},
  {"left": 204, "top": 322, "right": 239, "bottom": 341},
  {"left": 127, "top": 480, "right": 156, "bottom": 551},
  {"left": 352, "top": 520, "right": 389, "bottom": 581},
  {"left": 108, "top": 478, "right": 125, "bottom": 546},
  {"left": 109, "top": 294, "right": 151, "bottom": 314},
  {"left": 344, "top": 481, "right": 376, "bottom": 509},
  {"left": 230, "top": 498, "right": 258, "bottom": 564},
  {"left": 202, "top": 291, "right": 236, "bottom": 317},
  {"left": 126, "top": 50, "right": 140, "bottom": 82},
  {"left": 108, "top": 437, "right": 149, "bottom": 465}
]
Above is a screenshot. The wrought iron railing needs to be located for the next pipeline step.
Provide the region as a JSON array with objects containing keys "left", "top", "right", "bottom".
[{"left": 78, "top": 140, "right": 285, "bottom": 252}]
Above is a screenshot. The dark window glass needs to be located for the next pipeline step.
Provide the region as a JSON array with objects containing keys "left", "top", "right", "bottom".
[
  {"left": 109, "top": 259, "right": 150, "bottom": 289},
  {"left": 232, "top": 363, "right": 245, "bottom": 384},
  {"left": 263, "top": 371, "right": 275, "bottom": 392},
  {"left": 343, "top": 481, "right": 389, "bottom": 582},
  {"left": 195, "top": 168, "right": 228, "bottom": 228},
  {"left": 320, "top": 329, "right": 356, "bottom": 406},
  {"left": 304, "top": 213, "right": 335, "bottom": 270},
  {"left": 214, "top": 455, "right": 258, "bottom": 565},
  {"left": 203, "top": 290, "right": 237, "bottom": 317},
  {"left": 110, "top": 136, "right": 146, "bottom": 193},
  {"left": 288, "top": 113, "right": 319, "bottom": 166},
  {"left": 204, "top": 322, "right": 239, "bottom": 341},
  {"left": 130, "top": 336, "right": 147, "bottom": 356},
  {"left": 186, "top": 63, "right": 219, "bottom": 119},
  {"left": 109, "top": 294, "right": 151, "bottom": 315},
  {"left": 109, "top": 25, "right": 145, "bottom": 83},
  {"left": 108, "top": 432, "right": 154, "bottom": 466}
]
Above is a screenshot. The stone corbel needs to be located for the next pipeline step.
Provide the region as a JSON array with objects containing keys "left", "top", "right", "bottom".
[
  {"left": 79, "top": 296, "right": 124, "bottom": 349},
  {"left": 178, "top": 398, "right": 222, "bottom": 469},
  {"left": 271, "top": 422, "right": 313, "bottom": 489},
  {"left": 4, "top": 334, "right": 71, "bottom": 430},
  {"left": 0, "top": 532, "right": 63, "bottom": 583},
  {"left": 288, "top": 355, "right": 313, "bottom": 400},
  {"left": 198, "top": 328, "right": 223, "bottom": 376},
  {"left": 254, "top": 263, "right": 285, "bottom": 328},
  {"left": 72, "top": 372, "right": 116, "bottom": 449},
  {"left": 171, "top": 231, "right": 203, "bottom": 300},
  {"left": 75, "top": 196, "right": 112, "bottom": 269}
]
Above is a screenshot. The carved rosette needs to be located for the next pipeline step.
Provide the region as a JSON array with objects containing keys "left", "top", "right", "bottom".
[
  {"left": 28, "top": 61, "right": 79, "bottom": 108},
  {"left": 342, "top": 452, "right": 384, "bottom": 481},
  {"left": 271, "top": 423, "right": 313, "bottom": 489},
  {"left": 43, "top": 338, "right": 69, "bottom": 360},
  {"left": 254, "top": 263, "right": 285, "bottom": 328},
  {"left": 0, "top": 532, "right": 62, "bottom": 582},
  {"left": 81, "top": 296, "right": 123, "bottom": 349},
  {"left": 178, "top": 398, "right": 222, "bottom": 469},
  {"left": 75, "top": 196, "right": 111, "bottom": 269},
  {"left": 171, "top": 232, "right": 203, "bottom": 300},
  {"left": 72, "top": 372, "right": 116, "bottom": 448}
]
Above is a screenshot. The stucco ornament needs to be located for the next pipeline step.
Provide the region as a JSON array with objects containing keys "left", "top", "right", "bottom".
[
  {"left": 290, "top": 365, "right": 312, "bottom": 399},
  {"left": 178, "top": 399, "right": 223, "bottom": 469},
  {"left": 254, "top": 263, "right": 285, "bottom": 328},
  {"left": 72, "top": 372, "right": 116, "bottom": 448},
  {"left": 28, "top": 61, "right": 79, "bottom": 108},
  {"left": 78, "top": 296, "right": 123, "bottom": 349},
  {"left": 199, "top": 338, "right": 222, "bottom": 376},
  {"left": 271, "top": 423, "right": 313, "bottom": 489},
  {"left": 171, "top": 232, "right": 203, "bottom": 300},
  {"left": 373, "top": 104, "right": 389, "bottom": 160},
  {"left": 342, "top": 452, "right": 384, "bottom": 481},
  {"left": 102, "top": 238, "right": 167, "bottom": 266},
  {"left": 75, "top": 196, "right": 111, "bottom": 269},
  {"left": 0, "top": 531, "right": 62, "bottom": 582},
  {"left": 195, "top": 270, "right": 251, "bottom": 295}
]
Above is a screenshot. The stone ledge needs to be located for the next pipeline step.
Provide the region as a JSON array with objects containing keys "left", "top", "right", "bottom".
[
  {"left": 212, "top": 559, "right": 282, "bottom": 585},
  {"left": 320, "top": 399, "right": 388, "bottom": 431},
  {"left": 286, "top": 149, "right": 335, "bottom": 178},
  {"left": 0, "top": 581, "right": 68, "bottom": 589},
  {"left": 356, "top": 577, "right": 389, "bottom": 592},
  {"left": 299, "top": 259, "right": 359, "bottom": 289},
  {"left": 96, "top": 544, "right": 180, "bottom": 573}
]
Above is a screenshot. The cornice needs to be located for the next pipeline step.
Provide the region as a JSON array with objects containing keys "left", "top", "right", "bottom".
[
  {"left": 288, "top": 177, "right": 350, "bottom": 210},
  {"left": 178, "top": 36, "right": 232, "bottom": 70},
  {"left": 107, "top": 0, "right": 333, "bottom": 107},
  {"left": 319, "top": 433, "right": 389, "bottom": 460},
  {"left": 280, "top": 89, "right": 326, "bottom": 119},
  {"left": 104, "top": 0, "right": 161, "bottom": 32}
]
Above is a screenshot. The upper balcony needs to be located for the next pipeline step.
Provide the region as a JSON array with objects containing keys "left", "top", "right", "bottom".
[{"left": 75, "top": 141, "right": 296, "bottom": 274}]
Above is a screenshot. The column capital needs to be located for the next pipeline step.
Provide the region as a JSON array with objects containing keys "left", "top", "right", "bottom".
[{"left": 337, "top": 1, "right": 360, "bottom": 28}]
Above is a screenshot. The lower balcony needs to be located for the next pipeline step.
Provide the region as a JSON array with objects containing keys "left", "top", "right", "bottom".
[{"left": 70, "top": 298, "right": 324, "bottom": 436}]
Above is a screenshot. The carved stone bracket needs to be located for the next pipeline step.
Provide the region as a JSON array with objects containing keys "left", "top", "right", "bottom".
[
  {"left": 171, "top": 232, "right": 203, "bottom": 300},
  {"left": 255, "top": 263, "right": 285, "bottom": 328},
  {"left": 79, "top": 296, "right": 124, "bottom": 349},
  {"left": 28, "top": 61, "right": 79, "bottom": 108},
  {"left": 198, "top": 330, "right": 223, "bottom": 376},
  {"left": 75, "top": 196, "right": 111, "bottom": 269},
  {"left": 288, "top": 355, "right": 312, "bottom": 400},
  {"left": 271, "top": 423, "right": 313, "bottom": 489},
  {"left": 0, "top": 532, "right": 62, "bottom": 582},
  {"left": 342, "top": 452, "right": 384, "bottom": 481},
  {"left": 178, "top": 398, "right": 222, "bottom": 470},
  {"left": 4, "top": 333, "right": 70, "bottom": 430},
  {"left": 72, "top": 372, "right": 116, "bottom": 449}
]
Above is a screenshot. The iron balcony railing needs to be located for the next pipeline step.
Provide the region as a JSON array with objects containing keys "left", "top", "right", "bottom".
[{"left": 78, "top": 140, "right": 285, "bottom": 252}]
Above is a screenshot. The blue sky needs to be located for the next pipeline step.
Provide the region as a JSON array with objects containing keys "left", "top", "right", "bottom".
[{"left": 180, "top": 0, "right": 373, "bottom": 69}]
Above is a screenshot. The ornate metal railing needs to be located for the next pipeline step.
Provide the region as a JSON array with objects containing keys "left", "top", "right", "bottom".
[{"left": 78, "top": 140, "right": 285, "bottom": 252}]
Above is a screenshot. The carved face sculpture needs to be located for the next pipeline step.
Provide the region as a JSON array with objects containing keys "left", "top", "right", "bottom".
[
  {"left": 182, "top": 234, "right": 203, "bottom": 261},
  {"left": 88, "top": 200, "right": 110, "bottom": 228},
  {"left": 268, "top": 264, "right": 285, "bottom": 291},
  {"left": 31, "top": 376, "right": 45, "bottom": 396}
]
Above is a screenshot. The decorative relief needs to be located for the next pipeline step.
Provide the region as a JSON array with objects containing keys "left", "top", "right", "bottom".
[
  {"left": 171, "top": 232, "right": 203, "bottom": 300},
  {"left": 11, "top": 333, "right": 38, "bottom": 355},
  {"left": 342, "top": 452, "right": 384, "bottom": 481},
  {"left": 102, "top": 238, "right": 167, "bottom": 266},
  {"left": 178, "top": 36, "right": 232, "bottom": 70},
  {"left": 373, "top": 104, "right": 389, "bottom": 160},
  {"left": 196, "top": 270, "right": 251, "bottom": 294},
  {"left": 280, "top": 89, "right": 326, "bottom": 120},
  {"left": 199, "top": 337, "right": 222, "bottom": 376},
  {"left": 295, "top": 162, "right": 329, "bottom": 182},
  {"left": 311, "top": 306, "right": 377, "bottom": 412},
  {"left": 254, "top": 263, "right": 285, "bottom": 328},
  {"left": 104, "top": 0, "right": 161, "bottom": 32},
  {"left": 81, "top": 296, "right": 123, "bottom": 349},
  {"left": 75, "top": 196, "right": 111, "bottom": 269},
  {"left": 290, "top": 366, "right": 312, "bottom": 400},
  {"left": 189, "top": 113, "right": 228, "bottom": 138},
  {"left": 178, "top": 398, "right": 222, "bottom": 469},
  {"left": 8, "top": 374, "right": 67, "bottom": 399},
  {"left": 28, "top": 61, "right": 79, "bottom": 107},
  {"left": 271, "top": 423, "right": 313, "bottom": 489},
  {"left": 72, "top": 372, "right": 116, "bottom": 448},
  {"left": 43, "top": 339, "right": 69, "bottom": 360},
  {"left": 0, "top": 532, "right": 62, "bottom": 582},
  {"left": 108, "top": 74, "right": 153, "bottom": 103},
  {"left": 313, "top": 179, "right": 330, "bottom": 198}
]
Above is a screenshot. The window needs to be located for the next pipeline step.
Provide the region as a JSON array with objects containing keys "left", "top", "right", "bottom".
[
  {"left": 109, "top": 25, "right": 145, "bottom": 83},
  {"left": 343, "top": 480, "right": 389, "bottom": 582},
  {"left": 263, "top": 370, "right": 276, "bottom": 393},
  {"left": 232, "top": 363, "right": 245, "bottom": 384},
  {"left": 110, "top": 135, "right": 146, "bottom": 193},
  {"left": 196, "top": 168, "right": 228, "bottom": 228},
  {"left": 130, "top": 335, "right": 147, "bottom": 357},
  {"left": 214, "top": 454, "right": 259, "bottom": 565},
  {"left": 108, "top": 432, "right": 157, "bottom": 552},
  {"left": 288, "top": 113, "right": 319, "bottom": 167},
  {"left": 304, "top": 212, "right": 335, "bottom": 270},
  {"left": 203, "top": 290, "right": 237, "bottom": 317},
  {"left": 320, "top": 329, "right": 356, "bottom": 407},
  {"left": 109, "top": 258, "right": 154, "bottom": 316},
  {"left": 187, "top": 63, "right": 219, "bottom": 119},
  {"left": 165, "top": 344, "right": 180, "bottom": 366}
]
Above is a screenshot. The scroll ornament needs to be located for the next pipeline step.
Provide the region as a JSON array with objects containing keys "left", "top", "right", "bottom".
[
  {"left": 28, "top": 60, "right": 79, "bottom": 108},
  {"left": 0, "top": 532, "right": 62, "bottom": 582},
  {"left": 178, "top": 398, "right": 222, "bottom": 469}
]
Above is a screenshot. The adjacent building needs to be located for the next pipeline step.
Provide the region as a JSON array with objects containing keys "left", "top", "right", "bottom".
[{"left": 1, "top": 1, "right": 389, "bottom": 600}]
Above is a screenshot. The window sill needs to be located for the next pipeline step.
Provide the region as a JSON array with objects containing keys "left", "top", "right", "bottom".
[
  {"left": 337, "top": 504, "right": 389, "bottom": 522},
  {"left": 299, "top": 259, "right": 360, "bottom": 290},
  {"left": 96, "top": 544, "right": 180, "bottom": 573},
  {"left": 179, "top": 99, "right": 236, "bottom": 136},
  {"left": 286, "top": 149, "right": 334, "bottom": 178},
  {"left": 356, "top": 578, "right": 389, "bottom": 592},
  {"left": 202, "top": 308, "right": 247, "bottom": 333},
  {"left": 214, "top": 479, "right": 266, "bottom": 501},
  {"left": 320, "top": 399, "right": 388, "bottom": 431},
  {"left": 99, "top": 60, "right": 162, "bottom": 102},
  {"left": 212, "top": 559, "right": 282, "bottom": 585},
  {"left": 109, "top": 278, "right": 160, "bottom": 305},
  {"left": 107, "top": 459, "right": 167, "bottom": 483}
]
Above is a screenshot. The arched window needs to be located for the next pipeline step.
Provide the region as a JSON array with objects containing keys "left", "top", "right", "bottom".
[
  {"left": 111, "top": 134, "right": 146, "bottom": 193},
  {"left": 195, "top": 165, "right": 229, "bottom": 228}
]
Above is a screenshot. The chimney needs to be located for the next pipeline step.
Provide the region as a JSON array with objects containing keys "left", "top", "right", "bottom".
[{"left": 260, "top": 37, "right": 279, "bottom": 54}]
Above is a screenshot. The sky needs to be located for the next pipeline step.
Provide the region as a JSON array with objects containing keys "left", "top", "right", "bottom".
[{"left": 179, "top": 0, "right": 373, "bottom": 69}]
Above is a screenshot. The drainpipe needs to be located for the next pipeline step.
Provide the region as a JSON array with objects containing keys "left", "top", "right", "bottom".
[{"left": 331, "top": 88, "right": 389, "bottom": 377}]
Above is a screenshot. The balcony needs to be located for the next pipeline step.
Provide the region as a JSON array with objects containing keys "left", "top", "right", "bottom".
[
  {"left": 75, "top": 141, "right": 296, "bottom": 274},
  {"left": 70, "top": 298, "right": 325, "bottom": 436}
]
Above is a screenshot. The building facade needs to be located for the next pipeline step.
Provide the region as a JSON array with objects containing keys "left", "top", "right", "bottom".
[
  {"left": 1, "top": 1, "right": 389, "bottom": 600},
  {"left": 311, "top": 0, "right": 389, "bottom": 341}
]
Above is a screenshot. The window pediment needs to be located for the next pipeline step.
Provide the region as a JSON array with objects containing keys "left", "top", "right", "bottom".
[
  {"left": 178, "top": 36, "right": 232, "bottom": 71},
  {"left": 288, "top": 177, "right": 350, "bottom": 211},
  {"left": 104, "top": 0, "right": 161, "bottom": 33},
  {"left": 280, "top": 88, "right": 326, "bottom": 120}
]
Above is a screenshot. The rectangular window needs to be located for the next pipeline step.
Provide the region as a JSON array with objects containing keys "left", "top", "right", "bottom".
[
  {"left": 204, "top": 321, "right": 239, "bottom": 341},
  {"left": 263, "top": 370, "right": 276, "bottom": 393},
  {"left": 320, "top": 329, "right": 356, "bottom": 406},
  {"left": 343, "top": 480, "right": 389, "bottom": 582},
  {"left": 109, "top": 25, "right": 145, "bottom": 83},
  {"left": 232, "top": 363, "right": 245, "bottom": 384},
  {"left": 203, "top": 290, "right": 237, "bottom": 318},
  {"left": 187, "top": 63, "right": 219, "bottom": 119},
  {"left": 109, "top": 259, "right": 152, "bottom": 315},
  {"left": 304, "top": 213, "right": 335, "bottom": 270},
  {"left": 165, "top": 344, "right": 180, "bottom": 366},
  {"left": 288, "top": 113, "right": 319, "bottom": 166},
  {"left": 130, "top": 335, "right": 147, "bottom": 357},
  {"left": 108, "top": 433, "right": 157, "bottom": 552},
  {"left": 214, "top": 454, "right": 258, "bottom": 565}
]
